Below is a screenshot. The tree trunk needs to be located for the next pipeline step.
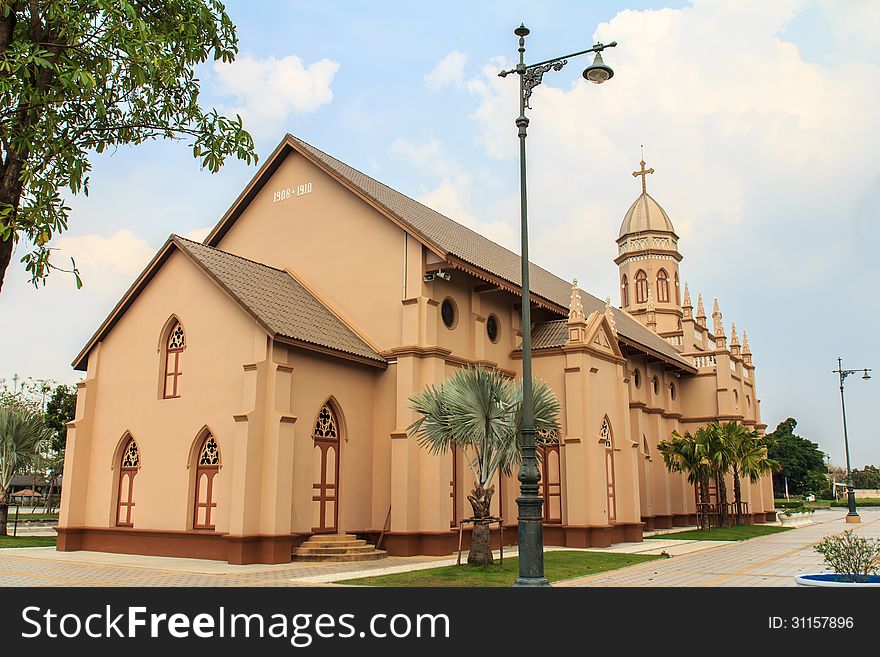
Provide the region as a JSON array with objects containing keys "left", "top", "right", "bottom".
[
  {"left": 717, "top": 475, "right": 729, "bottom": 528},
  {"left": 699, "top": 472, "right": 711, "bottom": 530},
  {"left": 468, "top": 520, "right": 493, "bottom": 566},
  {"left": 732, "top": 466, "right": 743, "bottom": 525},
  {"left": 0, "top": 488, "right": 8, "bottom": 536}
]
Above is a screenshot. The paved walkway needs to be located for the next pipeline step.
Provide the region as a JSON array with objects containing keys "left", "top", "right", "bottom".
[
  {"left": 0, "top": 509, "right": 874, "bottom": 586},
  {"left": 558, "top": 509, "right": 880, "bottom": 587}
]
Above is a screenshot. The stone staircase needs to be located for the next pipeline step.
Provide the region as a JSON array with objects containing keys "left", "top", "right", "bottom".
[{"left": 292, "top": 534, "right": 387, "bottom": 562}]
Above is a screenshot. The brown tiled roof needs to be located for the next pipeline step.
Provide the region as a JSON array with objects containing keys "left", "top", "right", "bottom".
[
  {"left": 285, "top": 135, "right": 692, "bottom": 370},
  {"left": 530, "top": 320, "right": 569, "bottom": 350},
  {"left": 173, "top": 236, "right": 385, "bottom": 366}
]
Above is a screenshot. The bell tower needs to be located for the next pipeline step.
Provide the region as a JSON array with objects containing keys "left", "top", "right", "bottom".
[{"left": 614, "top": 158, "right": 682, "bottom": 334}]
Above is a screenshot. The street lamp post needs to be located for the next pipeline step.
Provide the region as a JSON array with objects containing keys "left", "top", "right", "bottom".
[
  {"left": 499, "top": 25, "right": 616, "bottom": 587},
  {"left": 833, "top": 357, "right": 871, "bottom": 523}
]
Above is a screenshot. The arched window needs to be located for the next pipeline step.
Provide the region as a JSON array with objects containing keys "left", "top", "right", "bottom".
[
  {"left": 657, "top": 269, "right": 669, "bottom": 303},
  {"left": 193, "top": 432, "right": 220, "bottom": 530},
  {"left": 633, "top": 368, "right": 641, "bottom": 389},
  {"left": 621, "top": 274, "right": 629, "bottom": 308},
  {"left": 635, "top": 270, "right": 648, "bottom": 304},
  {"left": 652, "top": 376, "right": 660, "bottom": 395},
  {"left": 643, "top": 435, "right": 651, "bottom": 461},
  {"left": 116, "top": 436, "right": 140, "bottom": 527},
  {"left": 599, "top": 416, "right": 613, "bottom": 448},
  {"left": 670, "top": 382, "right": 676, "bottom": 401},
  {"left": 313, "top": 402, "right": 341, "bottom": 533},
  {"left": 674, "top": 272, "right": 680, "bottom": 305},
  {"left": 162, "top": 319, "right": 186, "bottom": 399},
  {"left": 537, "top": 428, "right": 561, "bottom": 524}
]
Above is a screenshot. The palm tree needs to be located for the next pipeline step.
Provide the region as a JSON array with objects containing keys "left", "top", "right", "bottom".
[
  {"left": 408, "top": 366, "right": 560, "bottom": 566},
  {"left": 721, "top": 422, "right": 779, "bottom": 524},
  {"left": 0, "top": 405, "right": 53, "bottom": 535},
  {"left": 701, "top": 422, "right": 734, "bottom": 527},
  {"left": 658, "top": 430, "right": 713, "bottom": 530}
]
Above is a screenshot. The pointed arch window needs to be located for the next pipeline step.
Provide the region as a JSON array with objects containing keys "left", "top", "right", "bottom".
[
  {"left": 116, "top": 437, "right": 140, "bottom": 527},
  {"left": 193, "top": 433, "right": 220, "bottom": 530},
  {"left": 621, "top": 275, "right": 629, "bottom": 308},
  {"left": 657, "top": 269, "right": 669, "bottom": 303},
  {"left": 313, "top": 403, "right": 341, "bottom": 533},
  {"left": 162, "top": 319, "right": 186, "bottom": 399},
  {"left": 643, "top": 435, "right": 651, "bottom": 461},
  {"left": 537, "top": 428, "right": 562, "bottom": 524},
  {"left": 635, "top": 270, "right": 648, "bottom": 304},
  {"left": 599, "top": 416, "right": 613, "bottom": 448},
  {"left": 674, "top": 272, "right": 680, "bottom": 305}
]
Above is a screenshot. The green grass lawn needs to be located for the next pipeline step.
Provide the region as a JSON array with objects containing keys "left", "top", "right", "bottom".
[
  {"left": 831, "top": 498, "right": 880, "bottom": 507},
  {"left": 8, "top": 512, "right": 59, "bottom": 522},
  {"left": 646, "top": 525, "right": 791, "bottom": 542},
  {"left": 0, "top": 535, "right": 56, "bottom": 548},
  {"left": 337, "top": 551, "right": 662, "bottom": 587}
]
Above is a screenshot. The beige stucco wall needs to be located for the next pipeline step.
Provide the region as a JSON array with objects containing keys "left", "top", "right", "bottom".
[{"left": 60, "top": 250, "right": 265, "bottom": 533}]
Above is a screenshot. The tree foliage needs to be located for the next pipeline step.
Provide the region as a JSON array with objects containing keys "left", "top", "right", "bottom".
[
  {"left": 852, "top": 465, "right": 880, "bottom": 490},
  {"left": 0, "top": 0, "right": 257, "bottom": 292},
  {"left": 408, "top": 366, "right": 560, "bottom": 565},
  {"left": 0, "top": 403, "right": 53, "bottom": 534},
  {"left": 765, "top": 418, "right": 826, "bottom": 496}
]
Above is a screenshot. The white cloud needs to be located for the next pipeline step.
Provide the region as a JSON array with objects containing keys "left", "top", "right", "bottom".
[
  {"left": 213, "top": 53, "right": 340, "bottom": 138},
  {"left": 391, "top": 137, "right": 517, "bottom": 250},
  {"left": 182, "top": 226, "right": 212, "bottom": 243},
  {"left": 55, "top": 230, "right": 154, "bottom": 278},
  {"left": 424, "top": 51, "right": 468, "bottom": 93}
]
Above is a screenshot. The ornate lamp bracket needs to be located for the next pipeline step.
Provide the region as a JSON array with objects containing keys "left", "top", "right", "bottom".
[{"left": 522, "top": 59, "right": 567, "bottom": 108}]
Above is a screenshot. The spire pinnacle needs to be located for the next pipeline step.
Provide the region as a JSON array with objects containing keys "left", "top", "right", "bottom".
[
  {"left": 683, "top": 282, "right": 692, "bottom": 308},
  {"left": 568, "top": 278, "right": 585, "bottom": 322},
  {"left": 730, "top": 322, "right": 740, "bottom": 345},
  {"left": 696, "top": 293, "right": 706, "bottom": 328},
  {"left": 604, "top": 296, "right": 617, "bottom": 334},
  {"left": 742, "top": 330, "right": 751, "bottom": 354},
  {"left": 712, "top": 298, "right": 724, "bottom": 336},
  {"left": 632, "top": 157, "right": 654, "bottom": 195}
]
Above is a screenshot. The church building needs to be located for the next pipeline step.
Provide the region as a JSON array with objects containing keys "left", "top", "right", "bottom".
[{"left": 57, "top": 134, "right": 775, "bottom": 564}]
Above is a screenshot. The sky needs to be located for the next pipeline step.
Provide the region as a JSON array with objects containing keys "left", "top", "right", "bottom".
[{"left": 1, "top": 0, "right": 878, "bottom": 468}]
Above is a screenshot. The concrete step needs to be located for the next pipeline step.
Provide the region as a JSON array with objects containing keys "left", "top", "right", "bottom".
[
  {"left": 292, "top": 549, "right": 387, "bottom": 563},
  {"left": 293, "top": 544, "right": 377, "bottom": 556},
  {"left": 306, "top": 533, "right": 358, "bottom": 542},
  {"left": 300, "top": 539, "right": 367, "bottom": 549}
]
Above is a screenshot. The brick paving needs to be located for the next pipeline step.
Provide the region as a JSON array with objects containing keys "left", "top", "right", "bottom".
[
  {"left": 1, "top": 509, "right": 875, "bottom": 586},
  {"left": 557, "top": 509, "right": 880, "bottom": 587}
]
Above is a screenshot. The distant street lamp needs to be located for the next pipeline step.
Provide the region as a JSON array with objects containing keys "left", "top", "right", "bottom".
[
  {"left": 833, "top": 357, "right": 872, "bottom": 523},
  {"left": 499, "top": 25, "right": 616, "bottom": 587}
]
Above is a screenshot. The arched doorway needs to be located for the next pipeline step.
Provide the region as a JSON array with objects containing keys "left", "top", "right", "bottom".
[
  {"left": 115, "top": 435, "right": 140, "bottom": 527},
  {"left": 601, "top": 417, "right": 617, "bottom": 522},
  {"left": 312, "top": 402, "right": 341, "bottom": 533},
  {"left": 537, "top": 428, "right": 562, "bottom": 523},
  {"left": 192, "top": 432, "right": 220, "bottom": 530}
]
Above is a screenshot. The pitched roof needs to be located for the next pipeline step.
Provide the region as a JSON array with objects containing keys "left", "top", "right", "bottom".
[
  {"left": 173, "top": 236, "right": 385, "bottom": 366},
  {"left": 530, "top": 320, "right": 569, "bottom": 350},
  {"left": 266, "top": 135, "right": 693, "bottom": 371},
  {"left": 72, "top": 235, "right": 386, "bottom": 370}
]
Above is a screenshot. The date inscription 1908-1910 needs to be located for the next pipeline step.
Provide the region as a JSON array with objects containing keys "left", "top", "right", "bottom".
[{"left": 273, "top": 182, "right": 313, "bottom": 203}]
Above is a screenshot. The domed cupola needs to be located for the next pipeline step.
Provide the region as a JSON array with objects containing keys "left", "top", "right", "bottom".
[{"left": 614, "top": 158, "right": 683, "bottom": 334}]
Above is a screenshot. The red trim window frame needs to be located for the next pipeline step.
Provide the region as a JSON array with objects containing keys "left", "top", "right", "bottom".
[
  {"left": 116, "top": 438, "right": 140, "bottom": 527},
  {"left": 193, "top": 433, "right": 221, "bottom": 530},
  {"left": 621, "top": 274, "right": 629, "bottom": 308},
  {"left": 657, "top": 269, "right": 669, "bottom": 303},
  {"left": 635, "top": 270, "right": 648, "bottom": 304},
  {"left": 163, "top": 320, "right": 185, "bottom": 399}
]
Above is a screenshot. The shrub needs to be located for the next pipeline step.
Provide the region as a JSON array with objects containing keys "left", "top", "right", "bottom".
[{"left": 814, "top": 530, "right": 880, "bottom": 583}]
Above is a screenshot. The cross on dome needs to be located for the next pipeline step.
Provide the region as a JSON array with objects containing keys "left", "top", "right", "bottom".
[{"left": 632, "top": 158, "right": 654, "bottom": 194}]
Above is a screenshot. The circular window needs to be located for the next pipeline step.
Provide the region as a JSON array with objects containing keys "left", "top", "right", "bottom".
[
  {"left": 633, "top": 369, "right": 641, "bottom": 389},
  {"left": 486, "top": 314, "right": 500, "bottom": 343},
  {"left": 670, "top": 383, "right": 676, "bottom": 401},
  {"left": 441, "top": 298, "right": 457, "bottom": 329},
  {"left": 652, "top": 376, "right": 659, "bottom": 395}
]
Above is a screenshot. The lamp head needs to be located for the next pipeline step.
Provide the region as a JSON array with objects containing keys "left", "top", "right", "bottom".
[
  {"left": 863, "top": 369, "right": 872, "bottom": 380},
  {"left": 583, "top": 50, "right": 614, "bottom": 84}
]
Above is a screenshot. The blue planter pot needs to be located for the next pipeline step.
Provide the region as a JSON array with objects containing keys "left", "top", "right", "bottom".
[{"left": 795, "top": 573, "right": 880, "bottom": 587}]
